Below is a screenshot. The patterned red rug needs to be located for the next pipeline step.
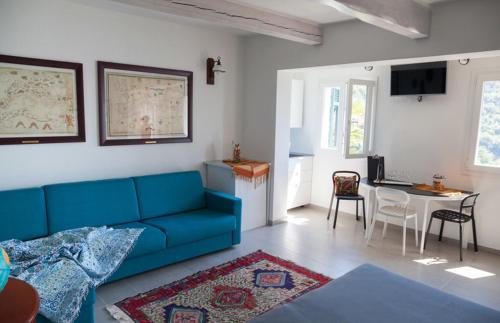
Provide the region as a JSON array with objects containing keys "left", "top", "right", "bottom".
[{"left": 107, "top": 250, "right": 331, "bottom": 323}]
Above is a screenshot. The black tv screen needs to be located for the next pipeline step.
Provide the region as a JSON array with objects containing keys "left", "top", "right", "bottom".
[{"left": 391, "top": 62, "right": 447, "bottom": 95}]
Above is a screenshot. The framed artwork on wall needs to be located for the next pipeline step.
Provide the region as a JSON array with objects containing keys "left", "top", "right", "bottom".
[
  {"left": 97, "top": 61, "right": 193, "bottom": 146},
  {"left": 0, "top": 54, "right": 85, "bottom": 145}
]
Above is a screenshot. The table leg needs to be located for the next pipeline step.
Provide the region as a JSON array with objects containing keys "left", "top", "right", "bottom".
[
  {"left": 420, "top": 199, "right": 431, "bottom": 255},
  {"left": 365, "top": 188, "right": 376, "bottom": 238}
]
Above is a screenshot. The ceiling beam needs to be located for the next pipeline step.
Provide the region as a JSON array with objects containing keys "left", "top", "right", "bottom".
[
  {"left": 109, "top": 0, "right": 323, "bottom": 45},
  {"left": 313, "top": 0, "right": 430, "bottom": 39}
]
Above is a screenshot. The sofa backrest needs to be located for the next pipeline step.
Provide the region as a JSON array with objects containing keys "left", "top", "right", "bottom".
[
  {"left": 44, "top": 178, "right": 141, "bottom": 233},
  {"left": 0, "top": 187, "right": 48, "bottom": 241},
  {"left": 134, "top": 171, "right": 205, "bottom": 219}
]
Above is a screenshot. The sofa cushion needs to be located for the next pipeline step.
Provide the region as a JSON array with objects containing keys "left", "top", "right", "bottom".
[
  {"left": 112, "top": 222, "right": 166, "bottom": 259},
  {"left": 134, "top": 171, "right": 205, "bottom": 220},
  {"left": 143, "top": 209, "right": 236, "bottom": 247},
  {"left": 44, "top": 178, "right": 140, "bottom": 234},
  {"left": 0, "top": 188, "right": 47, "bottom": 241}
]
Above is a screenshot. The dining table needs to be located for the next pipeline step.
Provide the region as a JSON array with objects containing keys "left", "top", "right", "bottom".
[{"left": 359, "top": 178, "right": 472, "bottom": 254}]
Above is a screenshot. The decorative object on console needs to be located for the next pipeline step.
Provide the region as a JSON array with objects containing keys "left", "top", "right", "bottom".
[
  {"left": 0, "top": 54, "right": 85, "bottom": 145},
  {"left": 206, "top": 56, "right": 226, "bottom": 85},
  {"left": 232, "top": 142, "right": 241, "bottom": 163},
  {"left": 97, "top": 61, "right": 193, "bottom": 146},
  {"left": 223, "top": 159, "right": 270, "bottom": 186},
  {"left": 432, "top": 173, "right": 446, "bottom": 191},
  {"left": 0, "top": 247, "right": 9, "bottom": 292},
  {"left": 107, "top": 250, "right": 331, "bottom": 323}
]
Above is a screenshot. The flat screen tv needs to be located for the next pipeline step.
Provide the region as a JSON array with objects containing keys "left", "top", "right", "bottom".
[{"left": 391, "top": 61, "right": 447, "bottom": 96}]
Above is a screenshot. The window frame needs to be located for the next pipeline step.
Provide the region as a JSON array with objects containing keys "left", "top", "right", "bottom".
[
  {"left": 344, "top": 79, "right": 377, "bottom": 159},
  {"left": 320, "top": 84, "right": 343, "bottom": 150},
  {"left": 465, "top": 71, "right": 500, "bottom": 174}
]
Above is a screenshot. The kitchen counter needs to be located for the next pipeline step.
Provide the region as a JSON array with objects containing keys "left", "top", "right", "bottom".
[{"left": 289, "top": 152, "right": 314, "bottom": 158}]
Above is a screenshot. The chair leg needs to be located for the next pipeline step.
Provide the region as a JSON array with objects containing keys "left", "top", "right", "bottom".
[
  {"left": 333, "top": 199, "right": 340, "bottom": 229},
  {"left": 471, "top": 217, "right": 479, "bottom": 252},
  {"left": 424, "top": 217, "right": 433, "bottom": 250},
  {"left": 439, "top": 220, "right": 445, "bottom": 241},
  {"left": 414, "top": 215, "right": 419, "bottom": 247},
  {"left": 362, "top": 199, "right": 366, "bottom": 230},
  {"left": 402, "top": 219, "right": 407, "bottom": 256},
  {"left": 382, "top": 217, "right": 388, "bottom": 238},
  {"left": 356, "top": 200, "right": 359, "bottom": 221},
  {"left": 327, "top": 192, "right": 335, "bottom": 220},
  {"left": 459, "top": 223, "right": 463, "bottom": 261}
]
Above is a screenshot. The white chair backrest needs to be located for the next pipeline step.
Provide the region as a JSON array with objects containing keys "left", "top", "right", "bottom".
[{"left": 375, "top": 187, "right": 410, "bottom": 209}]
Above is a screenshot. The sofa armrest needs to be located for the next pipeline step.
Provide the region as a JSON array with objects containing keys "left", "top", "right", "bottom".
[{"left": 205, "top": 189, "right": 242, "bottom": 244}]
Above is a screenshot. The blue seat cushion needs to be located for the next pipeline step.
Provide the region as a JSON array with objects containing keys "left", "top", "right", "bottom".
[
  {"left": 134, "top": 171, "right": 206, "bottom": 220},
  {"left": 112, "top": 222, "right": 166, "bottom": 259},
  {"left": 143, "top": 209, "right": 236, "bottom": 247},
  {"left": 44, "top": 178, "right": 141, "bottom": 233},
  {"left": 0, "top": 187, "right": 47, "bottom": 241}
]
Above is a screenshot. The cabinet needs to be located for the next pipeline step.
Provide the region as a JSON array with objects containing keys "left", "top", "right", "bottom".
[
  {"left": 205, "top": 161, "right": 268, "bottom": 231},
  {"left": 290, "top": 79, "right": 304, "bottom": 128},
  {"left": 287, "top": 155, "right": 313, "bottom": 209}
]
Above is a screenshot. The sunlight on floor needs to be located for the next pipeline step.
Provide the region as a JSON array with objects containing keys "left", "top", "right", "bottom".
[
  {"left": 285, "top": 214, "right": 311, "bottom": 225},
  {"left": 446, "top": 266, "right": 496, "bottom": 279},
  {"left": 413, "top": 257, "right": 448, "bottom": 266}
]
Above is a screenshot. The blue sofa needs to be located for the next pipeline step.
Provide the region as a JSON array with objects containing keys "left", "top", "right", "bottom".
[{"left": 0, "top": 171, "right": 242, "bottom": 323}]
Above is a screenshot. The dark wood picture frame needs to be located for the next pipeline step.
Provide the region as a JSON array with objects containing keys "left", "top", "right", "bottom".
[
  {"left": 0, "top": 54, "right": 85, "bottom": 145},
  {"left": 97, "top": 61, "right": 193, "bottom": 146}
]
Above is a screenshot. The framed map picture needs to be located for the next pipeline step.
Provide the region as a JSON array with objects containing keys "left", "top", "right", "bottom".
[
  {"left": 0, "top": 55, "right": 85, "bottom": 145},
  {"left": 98, "top": 61, "right": 193, "bottom": 146}
]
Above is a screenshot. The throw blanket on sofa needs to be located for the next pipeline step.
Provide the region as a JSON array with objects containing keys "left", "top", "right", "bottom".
[{"left": 0, "top": 227, "right": 143, "bottom": 323}]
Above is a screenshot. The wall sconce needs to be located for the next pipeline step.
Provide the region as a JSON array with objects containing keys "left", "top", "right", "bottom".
[
  {"left": 364, "top": 66, "right": 374, "bottom": 71},
  {"left": 207, "top": 56, "right": 226, "bottom": 85}
]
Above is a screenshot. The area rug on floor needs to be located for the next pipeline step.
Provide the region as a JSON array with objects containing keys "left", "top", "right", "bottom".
[{"left": 106, "top": 250, "right": 331, "bottom": 323}]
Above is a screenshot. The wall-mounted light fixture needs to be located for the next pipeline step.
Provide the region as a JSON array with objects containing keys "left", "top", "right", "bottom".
[
  {"left": 207, "top": 56, "right": 226, "bottom": 85},
  {"left": 364, "top": 66, "right": 374, "bottom": 71},
  {"left": 458, "top": 58, "right": 470, "bottom": 66}
]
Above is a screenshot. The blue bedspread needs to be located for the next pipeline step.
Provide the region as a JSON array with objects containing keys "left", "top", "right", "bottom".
[
  {"left": 251, "top": 263, "right": 500, "bottom": 323},
  {"left": 1, "top": 226, "right": 142, "bottom": 323}
]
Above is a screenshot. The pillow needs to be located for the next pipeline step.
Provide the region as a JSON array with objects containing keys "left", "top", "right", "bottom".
[{"left": 334, "top": 176, "right": 358, "bottom": 196}]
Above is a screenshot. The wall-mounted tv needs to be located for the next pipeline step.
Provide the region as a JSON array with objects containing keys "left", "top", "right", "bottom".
[{"left": 391, "top": 61, "right": 447, "bottom": 96}]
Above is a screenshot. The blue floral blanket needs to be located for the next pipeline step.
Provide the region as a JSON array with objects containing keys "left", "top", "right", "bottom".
[{"left": 0, "top": 226, "right": 142, "bottom": 323}]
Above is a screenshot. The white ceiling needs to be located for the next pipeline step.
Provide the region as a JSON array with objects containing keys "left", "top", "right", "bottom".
[{"left": 229, "top": 0, "right": 455, "bottom": 25}]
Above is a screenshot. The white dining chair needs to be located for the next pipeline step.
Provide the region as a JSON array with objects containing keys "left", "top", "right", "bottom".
[{"left": 366, "top": 187, "right": 418, "bottom": 256}]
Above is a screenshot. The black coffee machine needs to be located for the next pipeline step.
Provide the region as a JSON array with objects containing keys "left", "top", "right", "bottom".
[{"left": 367, "top": 155, "right": 384, "bottom": 182}]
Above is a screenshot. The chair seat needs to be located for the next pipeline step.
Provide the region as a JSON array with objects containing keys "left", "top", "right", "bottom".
[
  {"left": 379, "top": 205, "right": 417, "bottom": 218},
  {"left": 336, "top": 194, "right": 364, "bottom": 200},
  {"left": 432, "top": 209, "right": 471, "bottom": 223},
  {"left": 144, "top": 208, "right": 236, "bottom": 248},
  {"left": 112, "top": 222, "right": 166, "bottom": 259}
]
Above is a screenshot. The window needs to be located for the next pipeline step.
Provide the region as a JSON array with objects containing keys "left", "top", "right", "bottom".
[
  {"left": 321, "top": 86, "right": 341, "bottom": 149},
  {"left": 345, "top": 79, "right": 376, "bottom": 158},
  {"left": 469, "top": 74, "right": 500, "bottom": 170}
]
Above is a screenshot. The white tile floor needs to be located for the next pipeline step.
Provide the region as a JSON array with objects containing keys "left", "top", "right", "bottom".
[{"left": 95, "top": 205, "right": 500, "bottom": 322}]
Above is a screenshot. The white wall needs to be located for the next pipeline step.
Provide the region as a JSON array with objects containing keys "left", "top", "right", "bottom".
[
  {"left": 375, "top": 57, "right": 500, "bottom": 250},
  {"left": 290, "top": 66, "right": 382, "bottom": 214},
  {"left": 241, "top": 0, "right": 500, "bottom": 230},
  {"left": 0, "top": 0, "right": 243, "bottom": 189},
  {"left": 289, "top": 56, "right": 500, "bottom": 250}
]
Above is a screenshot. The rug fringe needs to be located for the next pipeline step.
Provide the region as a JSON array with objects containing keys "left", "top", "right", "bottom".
[{"left": 106, "top": 305, "right": 134, "bottom": 323}]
